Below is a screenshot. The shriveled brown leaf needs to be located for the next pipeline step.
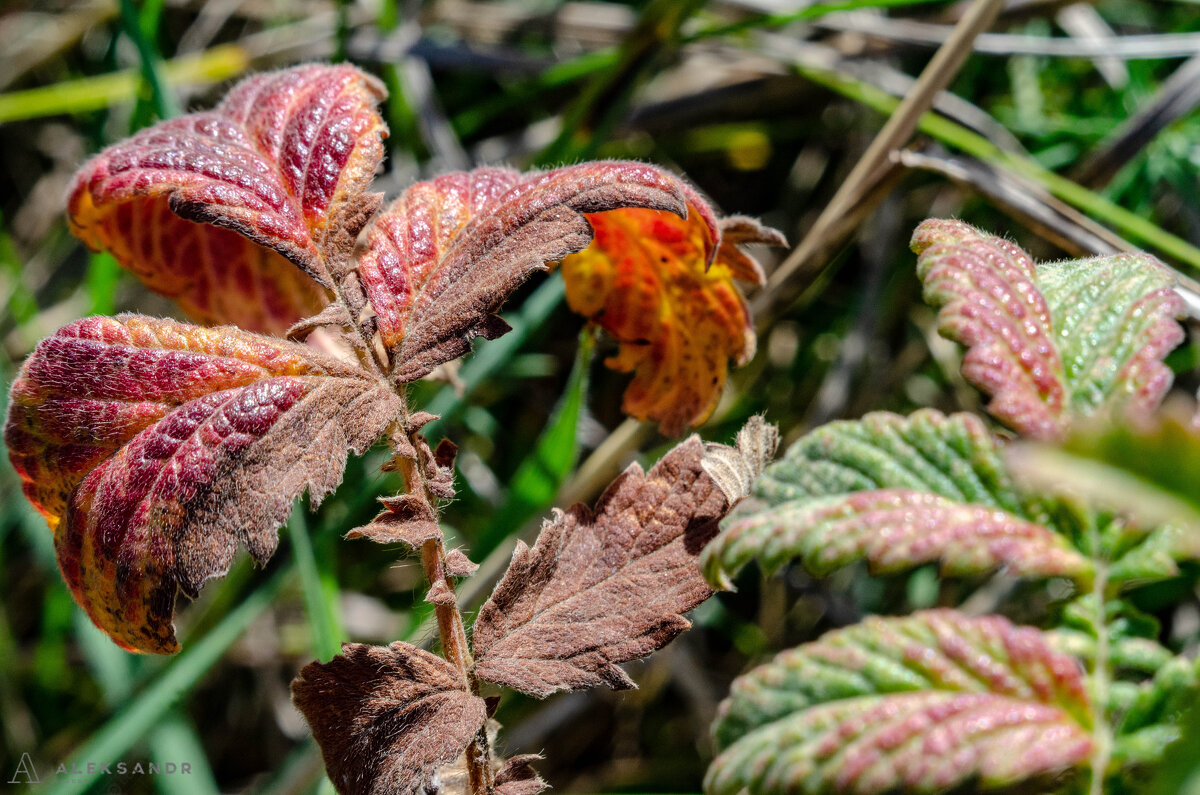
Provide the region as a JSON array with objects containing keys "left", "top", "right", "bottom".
[
  {"left": 292, "top": 641, "right": 487, "bottom": 795},
  {"left": 472, "top": 434, "right": 741, "bottom": 697},
  {"left": 495, "top": 754, "right": 547, "bottom": 795}
]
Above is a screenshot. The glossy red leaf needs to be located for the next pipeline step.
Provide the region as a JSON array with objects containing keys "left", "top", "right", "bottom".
[{"left": 5, "top": 315, "right": 399, "bottom": 653}]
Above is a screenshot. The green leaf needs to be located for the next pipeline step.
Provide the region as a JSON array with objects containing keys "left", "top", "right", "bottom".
[
  {"left": 912, "top": 219, "right": 1184, "bottom": 439},
  {"left": 706, "top": 610, "right": 1093, "bottom": 795},
  {"left": 704, "top": 410, "right": 1089, "bottom": 587},
  {"left": 755, "top": 410, "right": 1027, "bottom": 514}
]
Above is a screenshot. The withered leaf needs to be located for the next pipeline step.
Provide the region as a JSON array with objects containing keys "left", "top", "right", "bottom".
[
  {"left": 292, "top": 641, "right": 487, "bottom": 795},
  {"left": 67, "top": 64, "right": 387, "bottom": 335},
  {"left": 346, "top": 493, "right": 441, "bottom": 548},
  {"left": 495, "top": 754, "right": 547, "bottom": 795},
  {"left": 472, "top": 434, "right": 738, "bottom": 697},
  {"left": 5, "top": 315, "right": 399, "bottom": 653},
  {"left": 355, "top": 162, "right": 695, "bottom": 383}
]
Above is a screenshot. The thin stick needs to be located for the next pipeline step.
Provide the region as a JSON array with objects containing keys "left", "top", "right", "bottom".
[{"left": 758, "top": 0, "right": 1004, "bottom": 320}]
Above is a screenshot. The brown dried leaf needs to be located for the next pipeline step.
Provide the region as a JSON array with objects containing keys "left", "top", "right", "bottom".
[
  {"left": 346, "top": 494, "right": 441, "bottom": 548},
  {"left": 495, "top": 754, "right": 547, "bottom": 795},
  {"left": 292, "top": 641, "right": 487, "bottom": 795},
  {"left": 472, "top": 434, "right": 738, "bottom": 697}
]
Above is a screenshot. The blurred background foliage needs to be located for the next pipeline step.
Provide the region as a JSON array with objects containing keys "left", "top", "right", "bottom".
[{"left": 3, "top": 0, "right": 1200, "bottom": 792}]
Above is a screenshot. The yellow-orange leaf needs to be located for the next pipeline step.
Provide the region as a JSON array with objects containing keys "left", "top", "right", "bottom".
[{"left": 562, "top": 207, "right": 782, "bottom": 436}]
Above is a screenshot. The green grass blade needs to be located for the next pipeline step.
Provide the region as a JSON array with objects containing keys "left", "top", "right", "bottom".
[
  {"left": 289, "top": 510, "right": 343, "bottom": 662},
  {"left": 477, "top": 330, "right": 593, "bottom": 554},
  {"left": 794, "top": 63, "right": 1200, "bottom": 274},
  {"left": 43, "top": 567, "right": 289, "bottom": 795},
  {"left": 421, "top": 277, "right": 566, "bottom": 440},
  {"left": 0, "top": 45, "right": 248, "bottom": 124},
  {"left": 150, "top": 710, "right": 220, "bottom": 795}
]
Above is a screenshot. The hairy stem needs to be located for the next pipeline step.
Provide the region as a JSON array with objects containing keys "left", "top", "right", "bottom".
[
  {"left": 1088, "top": 530, "right": 1112, "bottom": 795},
  {"left": 392, "top": 406, "right": 495, "bottom": 795}
]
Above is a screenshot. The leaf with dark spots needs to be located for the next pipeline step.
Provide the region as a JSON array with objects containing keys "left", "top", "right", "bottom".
[
  {"left": 67, "top": 64, "right": 387, "bottom": 334},
  {"left": 5, "top": 315, "right": 399, "bottom": 653},
  {"left": 562, "top": 209, "right": 783, "bottom": 435},
  {"left": 292, "top": 641, "right": 487, "bottom": 795},
  {"left": 472, "top": 430, "right": 746, "bottom": 697},
  {"left": 356, "top": 161, "right": 699, "bottom": 383}
]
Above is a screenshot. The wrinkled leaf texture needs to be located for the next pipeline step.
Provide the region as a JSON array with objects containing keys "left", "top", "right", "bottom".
[
  {"left": 5, "top": 315, "right": 399, "bottom": 652},
  {"left": 292, "top": 641, "right": 487, "bottom": 795},
  {"left": 356, "top": 161, "right": 743, "bottom": 388},
  {"left": 912, "top": 219, "right": 1184, "bottom": 439},
  {"left": 562, "top": 209, "right": 783, "bottom": 436},
  {"left": 67, "top": 64, "right": 388, "bottom": 335},
  {"left": 473, "top": 428, "right": 766, "bottom": 697},
  {"left": 703, "top": 409, "right": 1090, "bottom": 588},
  {"left": 707, "top": 610, "right": 1093, "bottom": 795}
]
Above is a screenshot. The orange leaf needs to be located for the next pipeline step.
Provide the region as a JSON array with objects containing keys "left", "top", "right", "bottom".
[
  {"left": 561, "top": 207, "right": 782, "bottom": 436},
  {"left": 67, "top": 65, "right": 387, "bottom": 335}
]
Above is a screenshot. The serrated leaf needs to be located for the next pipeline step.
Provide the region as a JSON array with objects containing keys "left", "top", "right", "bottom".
[
  {"left": 561, "top": 210, "right": 783, "bottom": 436},
  {"left": 5, "top": 315, "right": 399, "bottom": 653},
  {"left": 704, "top": 488, "right": 1091, "bottom": 588},
  {"left": 754, "top": 409, "right": 1027, "bottom": 514},
  {"left": 472, "top": 430, "right": 745, "bottom": 697},
  {"left": 912, "top": 219, "right": 1184, "bottom": 438},
  {"left": 68, "top": 65, "right": 387, "bottom": 335},
  {"left": 711, "top": 408, "right": 1094, "bottom": 586},
  {"left": 291, "top": 641, "right": 487, "bottom": 795},
  {"left": 356, "top": 161, "right": 699, "bottom": 384},
  {"left": 707, "top": 610, "right": 1093, "bottom": 795}
]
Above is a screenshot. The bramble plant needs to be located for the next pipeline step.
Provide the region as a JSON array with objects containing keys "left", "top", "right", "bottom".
[
  {"left": 3, "top": 64, "right": 783, "bottom": 793},
  {"left": 9, "top": 62, "right": 1200, "bottom": 795}
]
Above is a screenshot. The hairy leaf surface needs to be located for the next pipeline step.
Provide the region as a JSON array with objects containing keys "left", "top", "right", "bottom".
[
  {"left": 707, "top": 610, "right": 1093, "bottom": 794},
  {"left": 707, "top": 409, "right": 1088, "bottom": 585},
  {"left": 292, "top": 641, "right": 487, "bottom": 795},
  {"left": 561, "top": 210, "right": 782, "bottom": 435},
  {"left": 356, "top": 162, "right": 699, "bottom": 383},
  {"left": 5, "top": 315, "right": 399, "bottom": 653},
  {"left": 705, "top": 489, "right": 1090, "bottom": 587},
  {"left": 472, "top": 433, "right": 745, "bottom": 697},
  {"left": 912, "top": 219, "right": 1183, "bottom": 438},
  {"left": 68, "top": 64, "right": 387, "bottom": 334}
]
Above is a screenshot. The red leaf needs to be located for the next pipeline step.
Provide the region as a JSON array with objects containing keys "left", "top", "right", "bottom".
[
  {"left": 292, "top": 641, "right": 487, "bottom": 795},
  {"left": 355, "top": 161, "right": 698, "bottom": 383},
  {"left": 472, "top": 431, "right": 759, "bottom": 697},
  {"left": 5, "top": 315, "right": 399, "bottom": 653},
  {"left": 68, "top": 65, "right": 387, "bottom": 335}
]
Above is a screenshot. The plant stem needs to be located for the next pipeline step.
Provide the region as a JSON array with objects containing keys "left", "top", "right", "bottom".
[
  {"left": 395, "top": 416, "right": 494, "bottom": 795},
  {"left": 1088, "top": 527, "right": 1113, "bottom": 795}
]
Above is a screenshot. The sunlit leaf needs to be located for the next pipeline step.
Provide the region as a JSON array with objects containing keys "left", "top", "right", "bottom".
[
  {"left": 912, "top": 219, "right": 1184, "bottom": 439},
  {"left": 705, "top": 488, "right": 1091, "bottom": 588},
  {"left": 707, "top": 610, "right": 1093, "bottom": 795},
  {"left": 473, "top": 420, "right": 773, "bottom": 697},
  {"left": 356, "top": 161, "right": 699, "bottom": 383},
  {"left": 562, "top": 209, "right": 783, "bottom": 436},
  {"left": 5, "top": 315, "right": 399, "bottom": 652},
  {"left": 292, "top": 641, "right": 487, "bottom": 795},
  {"left": 68, "top": 64, "right": 387, "bottom": 335}
]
